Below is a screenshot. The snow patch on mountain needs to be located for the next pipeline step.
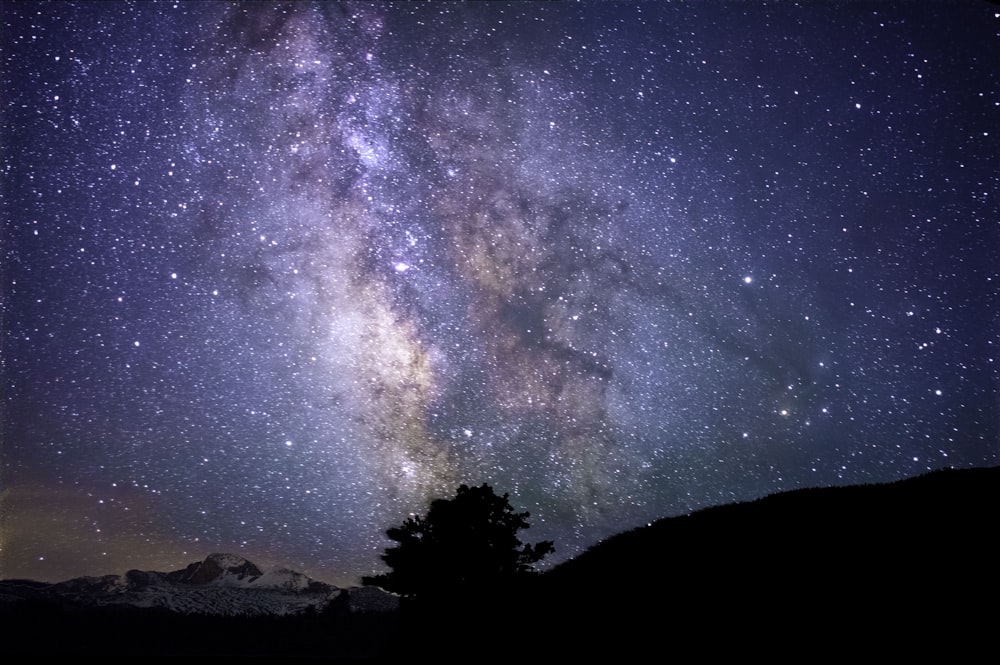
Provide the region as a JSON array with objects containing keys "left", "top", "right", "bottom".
[{"left": 252, "top": 567, "right": 319, "bottom": 592}]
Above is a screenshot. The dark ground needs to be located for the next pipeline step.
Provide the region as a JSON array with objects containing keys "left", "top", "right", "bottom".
[{"left": 4, "top": 466, "right": 996, "bottom": 660}]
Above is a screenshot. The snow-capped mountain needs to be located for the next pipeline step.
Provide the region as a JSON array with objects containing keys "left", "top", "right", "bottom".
[{"left": 1, "top": 553, "right": 398, "bottom": 617}]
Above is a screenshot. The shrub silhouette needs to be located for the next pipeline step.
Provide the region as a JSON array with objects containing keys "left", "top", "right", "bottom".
[{"left": 362, "top": 483, "right": 554, "bottom": 599}]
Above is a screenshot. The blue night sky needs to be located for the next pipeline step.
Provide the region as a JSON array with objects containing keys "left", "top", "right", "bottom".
[{"left": 2, "top": 1, "right": 997, "bottom": 586}]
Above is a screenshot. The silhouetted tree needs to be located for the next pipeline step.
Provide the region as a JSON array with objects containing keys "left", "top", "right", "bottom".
[{"left": 362, "top": 483, "right": 554, "bottom": 599}]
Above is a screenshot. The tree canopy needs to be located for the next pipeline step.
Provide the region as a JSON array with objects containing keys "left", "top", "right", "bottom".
[{"left": 362, "top": 483, "right": 554, "bottom": 599}]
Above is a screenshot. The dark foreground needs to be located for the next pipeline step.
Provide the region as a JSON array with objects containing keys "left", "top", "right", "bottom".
[{"left": 4, "top": 466, "right": 997, "bottom": 659}]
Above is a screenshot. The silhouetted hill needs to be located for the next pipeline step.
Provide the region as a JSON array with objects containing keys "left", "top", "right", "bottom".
[
  {"left": 527, "top": 465, "right": 999, "bottom": 658},
  {"left": 549, "top": 465, "right": 998, "bottom": 583}
]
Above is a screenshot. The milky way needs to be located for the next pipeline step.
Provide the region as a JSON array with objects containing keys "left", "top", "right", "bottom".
[{"left": 3, "top": 2, "right": 997, "bottom": 585}]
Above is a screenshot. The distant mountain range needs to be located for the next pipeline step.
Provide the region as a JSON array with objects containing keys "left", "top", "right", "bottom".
[{"left": 0, "top": 552, "right": 398, "bottom": 617}]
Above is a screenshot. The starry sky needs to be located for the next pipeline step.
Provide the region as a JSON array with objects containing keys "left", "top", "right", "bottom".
[{"left": 2, "top": 1, "right": 997, "bottom": 587}]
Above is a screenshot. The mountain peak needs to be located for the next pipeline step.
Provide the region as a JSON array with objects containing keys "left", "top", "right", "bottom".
[
  {"left": 204, "top": 553, "right": 259, "bottom": 572},
  {"left": 170, "top": 553, "right": 263, "bottom": 586}
]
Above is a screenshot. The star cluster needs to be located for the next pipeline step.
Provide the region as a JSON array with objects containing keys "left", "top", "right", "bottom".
[{"left": 2, "top": 2, "right": 997, "bottom": 586}]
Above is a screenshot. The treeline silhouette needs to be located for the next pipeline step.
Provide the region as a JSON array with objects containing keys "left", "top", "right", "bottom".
[
  {"left": 3, "top": 466, "right": 996, "bottom": 659},
  {"left": 2, "top": 593, "right": 397, "bottom": 659}
]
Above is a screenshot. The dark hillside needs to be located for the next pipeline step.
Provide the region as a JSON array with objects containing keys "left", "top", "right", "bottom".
[
  {"left": 551, "top": 466, "right": 998, "bottom": 581},
  {"left": 529, "top": 466, "right": 999, "bottom": 657}
]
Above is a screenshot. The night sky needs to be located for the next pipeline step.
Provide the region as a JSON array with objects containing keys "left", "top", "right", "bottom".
[{"left": 2, "top": 1, "right": 997, "bottom": 587}]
